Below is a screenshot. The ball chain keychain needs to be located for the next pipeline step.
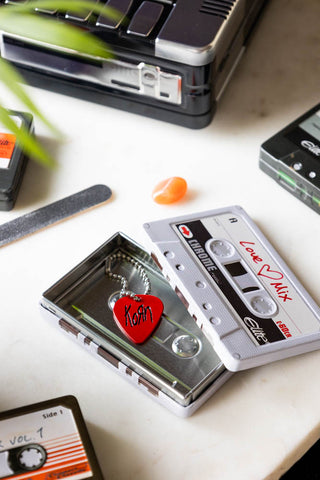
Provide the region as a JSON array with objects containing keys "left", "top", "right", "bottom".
[{"left": 105, "top": 252, "right": 164, "bottom": 344}]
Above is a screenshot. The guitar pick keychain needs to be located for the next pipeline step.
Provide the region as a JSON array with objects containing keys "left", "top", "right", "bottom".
[{"left": 105, "top": 252, "right": 164, "bottom": 344}]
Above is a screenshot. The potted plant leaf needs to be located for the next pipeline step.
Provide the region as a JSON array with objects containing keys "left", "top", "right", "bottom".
[{"left": 0, "top": 1, "right": 117, "bottom": 165}]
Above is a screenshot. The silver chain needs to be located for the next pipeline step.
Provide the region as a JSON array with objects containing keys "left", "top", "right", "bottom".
[{"left": 105, "top": 252, "right": 151, "bottom": 301}]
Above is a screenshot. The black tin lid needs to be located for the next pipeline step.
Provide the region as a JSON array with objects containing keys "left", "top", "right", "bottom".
[{"left": 0, "top": 110, "right": 34, "bottom": 211}]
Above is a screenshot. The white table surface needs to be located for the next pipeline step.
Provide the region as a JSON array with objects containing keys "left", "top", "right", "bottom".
[{"left": 1, "top": 1, "right": 320, "bottom": 479}]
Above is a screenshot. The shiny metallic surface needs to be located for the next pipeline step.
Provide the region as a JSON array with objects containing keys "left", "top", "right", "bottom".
[
  {"left": 42, "top": 233, "right": 225, "bottom": 406},
  {"left": 172, "top": 335, "right": 201, "bottom": 358},
  {"left": 1, "top": 35, "right": 182, "bottom": 105}
]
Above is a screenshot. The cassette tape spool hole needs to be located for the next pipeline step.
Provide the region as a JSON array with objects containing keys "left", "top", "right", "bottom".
[
  {"left": 108, "top": 290, "right": 121, "bottom": 310},
  {"left": 250, "top": 296, "right": 277, "bottom": 316},
  {"left": 17, "top": 444, "right": 47, "bottom": 470},
  {"left": 171, "top": 334, "right": 201, "bottom": 358},
  {"left": 208, "top": 239, "right": 235, "bottom": 258}
]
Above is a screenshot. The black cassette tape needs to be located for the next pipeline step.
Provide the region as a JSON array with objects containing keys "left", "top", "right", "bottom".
[
  {"left": 260, "top": 103, "right": 320, "bottom": 214},
  {"left": 0, "top": 111, "right": 33, "bottom": 211},
  {"left": 0, "top": 396, "right": 103, "bottom": 480}
]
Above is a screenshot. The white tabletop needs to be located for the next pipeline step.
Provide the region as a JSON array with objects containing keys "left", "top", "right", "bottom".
[{"left": 1, "top": 1, "right": 320, "bottom": 479}]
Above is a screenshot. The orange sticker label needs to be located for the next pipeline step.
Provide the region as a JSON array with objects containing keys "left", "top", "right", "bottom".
[{"left": 0, "top": 133, "right": 16, "bottom": 159}]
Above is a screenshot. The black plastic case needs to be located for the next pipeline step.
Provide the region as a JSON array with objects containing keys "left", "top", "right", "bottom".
[
  {"left": 0, "top": 0, "right": 267, "bottom": 128},
  {"left": 0, "top": 111, "right": 34, "bottom": 211},
  {"left": 260, "top": 104, "right": 320, "bottom": 214}
]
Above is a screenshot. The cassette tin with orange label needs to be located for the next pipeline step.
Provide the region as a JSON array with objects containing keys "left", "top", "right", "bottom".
[
  {"left": 0, "top": 111, "right": 33, "bottom": 211},
  {"left": 0, "top": 396, "right": 103, "bottom": 480}
]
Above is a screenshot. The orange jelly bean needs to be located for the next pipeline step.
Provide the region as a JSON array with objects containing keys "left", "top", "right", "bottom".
[{"left": 152, "top": 177, "right": 187, "bottom": 204}]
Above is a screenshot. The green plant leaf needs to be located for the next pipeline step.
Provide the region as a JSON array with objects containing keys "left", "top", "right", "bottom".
[
  {"left": 0, "top": 14, "right": 112, "bottom": 59},
  {"left": 0, "top": 0, "right": 121, "bottom": 23},
  {"left": 0, "top": 57, "right": 61, "bottom": 137},
  {"left": 0, "top": 1, "right": 118, "bottom": 165},
  {"left": 0, "top": 105, "right": 56, "bottom": 167}
]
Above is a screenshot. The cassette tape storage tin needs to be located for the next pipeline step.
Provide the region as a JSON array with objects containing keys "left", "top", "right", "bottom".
[
  {"left": 41, "top": 234, "right": 231, "bottom": 417},
  {"left": 0, "top": 396, "right": 103, "bottom": 480},
  {"left": 260, "top": 104, "right": 320, "bottom": 214},
  {"left": 0, "top": 0, "right": 268, "bottom": 128},
  {"left": 41, "top": 207, "right": 320, "bottom": 416},
  {"left": 0, "top": 111, "right": 33, "bottom": 211}
]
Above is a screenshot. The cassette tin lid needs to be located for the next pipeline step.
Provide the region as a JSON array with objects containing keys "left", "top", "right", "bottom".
[
  {"left": 143, "top": 206, "right": 320, "bottom": 372},
  {"left": 0, "top": 395, "right": 104, "bottom": 480}
]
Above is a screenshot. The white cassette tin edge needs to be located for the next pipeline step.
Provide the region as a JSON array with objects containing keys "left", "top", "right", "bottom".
[{"left": 143, "top": 205, "right": 320, "bottom": 372}]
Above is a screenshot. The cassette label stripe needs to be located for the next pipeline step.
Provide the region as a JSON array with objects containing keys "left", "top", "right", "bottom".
[
  {"left": 0, "top": 407, "right": 93, "bottom": 480},
  {"left": 174, "top": 214, "right": 320, "bottom": 345}
]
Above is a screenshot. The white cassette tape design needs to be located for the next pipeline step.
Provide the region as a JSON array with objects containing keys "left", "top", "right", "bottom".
[{"left": 144, "top": 206, "right": 320, "bottom": 371}]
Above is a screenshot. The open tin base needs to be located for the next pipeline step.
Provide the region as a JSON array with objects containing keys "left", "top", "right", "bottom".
[{"left": 41, "top": 233, "right": 231, "bottom": 417}]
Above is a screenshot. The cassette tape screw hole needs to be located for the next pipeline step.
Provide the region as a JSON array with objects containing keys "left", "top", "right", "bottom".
[
  {"left": 202, "top": 303, "right": 212, "bottom": 310},
  {"left": 176, "top": 264, "right": 185, "bottom": 271},
  {"left": 164, "top": 251, "right": 175, "bottom": 259},
  {"left": 196, "top": 281, "right": 206, "bottom": 289},
  {"left": 209, "top": 317, "right": 221, "bottom": 326},
  {"left": 293, "top": 162, "right": 303, "bottom": 171}
]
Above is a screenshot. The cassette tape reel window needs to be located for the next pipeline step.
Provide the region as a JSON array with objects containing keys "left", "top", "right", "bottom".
[{"left": 0, "top": 0, "right": 268, "bottom": 127}]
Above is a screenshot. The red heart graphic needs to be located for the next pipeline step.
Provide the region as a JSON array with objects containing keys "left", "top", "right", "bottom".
[
  {"left": 113, "top": 294, "right": 164, "bottom": 344},
  {"left": 258, "top": 264, "right": 284, "bottom": 280}
]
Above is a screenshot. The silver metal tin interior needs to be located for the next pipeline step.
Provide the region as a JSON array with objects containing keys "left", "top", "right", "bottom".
[{"left": 41, "top": 233, "right": 226, "bottom": 406}]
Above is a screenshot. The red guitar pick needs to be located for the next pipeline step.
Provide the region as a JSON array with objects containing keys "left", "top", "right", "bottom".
[{"left": 113, "top": 294, "right": 164, "bottom": 344}]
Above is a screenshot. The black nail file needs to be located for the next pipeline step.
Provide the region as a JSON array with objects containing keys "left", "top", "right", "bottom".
[{"left": 0, "top": 184, "right": 112, "bottom": 247}]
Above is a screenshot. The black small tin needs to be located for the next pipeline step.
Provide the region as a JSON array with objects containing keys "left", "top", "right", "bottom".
[{"left": 0, "top": 110, "right": 34, "bottom": 211}]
